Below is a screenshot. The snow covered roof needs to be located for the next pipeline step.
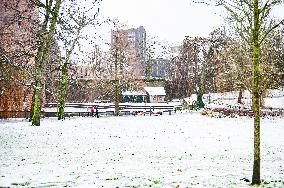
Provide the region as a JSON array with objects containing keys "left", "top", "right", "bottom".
[
  {"left": 122, "top": 87, "right": 167, "bottom": 96},
  {"left": 122, "top": 90, "right": 147, "bottom": 96},
  {"left": 144, "top": 87, "right": 166, "bottom": 96}
]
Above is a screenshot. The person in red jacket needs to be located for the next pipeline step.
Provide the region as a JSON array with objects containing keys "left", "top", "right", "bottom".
[{"left": 90, "top": 106, "right": 94, "bottom": 117}]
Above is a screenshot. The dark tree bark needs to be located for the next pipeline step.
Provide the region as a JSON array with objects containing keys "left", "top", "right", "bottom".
[{"left": 251, "top": 0, "right": 261, "bottom": 184}]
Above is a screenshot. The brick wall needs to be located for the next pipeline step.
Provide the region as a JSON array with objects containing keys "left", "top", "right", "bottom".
[{"left": 0, "top": 0, "right": 40, "bottom": 115}]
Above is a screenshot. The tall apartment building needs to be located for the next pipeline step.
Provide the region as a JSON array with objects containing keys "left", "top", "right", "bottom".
[
  {"left": 127, "top": 26, "right": 146, "bottom": 60},
  {"left": 0, "top": 0, "right": 38, "bottom": 114},
  {"left": 111, "top": 26, "right": 146, "bottom": 79},
  {"left": 151, "top": 58, "right": 169, "bottom": 78}
]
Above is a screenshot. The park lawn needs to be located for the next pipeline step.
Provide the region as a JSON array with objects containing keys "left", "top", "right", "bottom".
[{"left": 0, "top": 112, "right": 283, "bottom": 187}]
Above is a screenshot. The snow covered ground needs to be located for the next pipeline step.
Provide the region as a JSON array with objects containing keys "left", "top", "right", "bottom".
[
  {"left": 205, "top": 97, "right": 284, "bottom": 110},
  {"left": 201, "top": 89, "right": 284, "bottom": 109},
  {"left": 0, "top": 113, "right": 284, "bottom": 187}
]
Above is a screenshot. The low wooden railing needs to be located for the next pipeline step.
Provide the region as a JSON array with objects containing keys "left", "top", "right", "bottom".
[
  {"left": 0, "top": 111, "right": 109, "bottom": 119},
  {"left": 0, "top": 109, "right": 174, "bottom": 119}
]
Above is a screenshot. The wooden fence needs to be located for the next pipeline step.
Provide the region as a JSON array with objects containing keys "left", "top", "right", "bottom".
[{"left": 0, "top": 103, "right": 176, "bottom": 119}]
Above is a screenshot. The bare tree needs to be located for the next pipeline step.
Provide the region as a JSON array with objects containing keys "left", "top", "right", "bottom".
[
  {"left": 166, "top": 36, "right": 208, "bottom": 103},
  {"left": 193, "top": 0, "right": 284, "bottom": 184},
  {"left": 56, "top": 0, "right": 101, "bottom": 120},
  {"left": 109, "top": 22, "right": 145, "bottom": 115},
  {"left": 110, "top": 25, "right": 129, "bottom": 116},
  {"left": 29, "top": 0, "right": 62, "bottom": 126}
]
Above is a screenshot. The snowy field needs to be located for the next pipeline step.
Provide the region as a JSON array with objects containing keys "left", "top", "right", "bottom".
[
  {"left": 202, "top": 89, "right": 284, "bottom": 109},
  {"left": 0, "top": 113, "right": 284, "bottom": 187}
]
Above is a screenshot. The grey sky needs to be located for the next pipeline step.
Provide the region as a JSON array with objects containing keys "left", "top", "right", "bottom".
[
  {"left": 100, "top": 0, "right": 224, "bottom": 44},
  {"left": 99, "top": 0, "right": 284, "bottom": 45}
]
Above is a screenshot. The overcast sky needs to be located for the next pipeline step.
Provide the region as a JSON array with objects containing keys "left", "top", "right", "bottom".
[
  {"left": 99, "top": 0, "right": 223, "bottom": 44},
  {"left": 98, "top": 0, "right": 284, "bottom": 45}
]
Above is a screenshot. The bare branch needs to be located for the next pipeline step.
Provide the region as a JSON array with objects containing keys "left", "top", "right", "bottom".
[{"left": 260, "top": 19, "right": 284, "bottom": 44}]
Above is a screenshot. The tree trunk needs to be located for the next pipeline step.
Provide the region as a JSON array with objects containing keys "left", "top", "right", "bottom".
[
  {"left": 3, "top": 93, "right": 9, "bottom": 119},
  {"left": 114, "top": 80, "right": 120, "bottom": 116},
  {"left": 196, "top": 89, "right": 205, "bottom": 109},
  {"left": 252, "top": 0, "right": 261, "bottom": 185},
  {"left": 31, "top": 80, "right": 41, "bottom": 126},
  {"left": 237, "top": 89, "right": 243, "bottom": 104},
  {"left": 57, "top": 22, "right": 81, "bottom": 120},
  {"left": 30, "top": 0, "right": 62, "bottom": 126},
  {"left": 30, "top": 38, "right": 44, "bottom": 125},
  {"left": 29, "top": 91, "right": 35, "bottom": 121},
  {"left": 58, "top": 62, "right": 68, "bottom": 120},
  {"left": 260, "top": 89, "right": 267, "bottom": 108}
]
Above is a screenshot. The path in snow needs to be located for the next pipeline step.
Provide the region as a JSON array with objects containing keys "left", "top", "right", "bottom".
[{"left": 0, "top": 113, "right": 283, "bottom": 187}]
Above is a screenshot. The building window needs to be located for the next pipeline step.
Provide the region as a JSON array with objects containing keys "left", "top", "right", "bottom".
[
  {"left": 153, "top": 96, "right": 156, "bottom": 101},
  {"left": 17, "top": 20, "right": 22, "bottom": 28}
]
